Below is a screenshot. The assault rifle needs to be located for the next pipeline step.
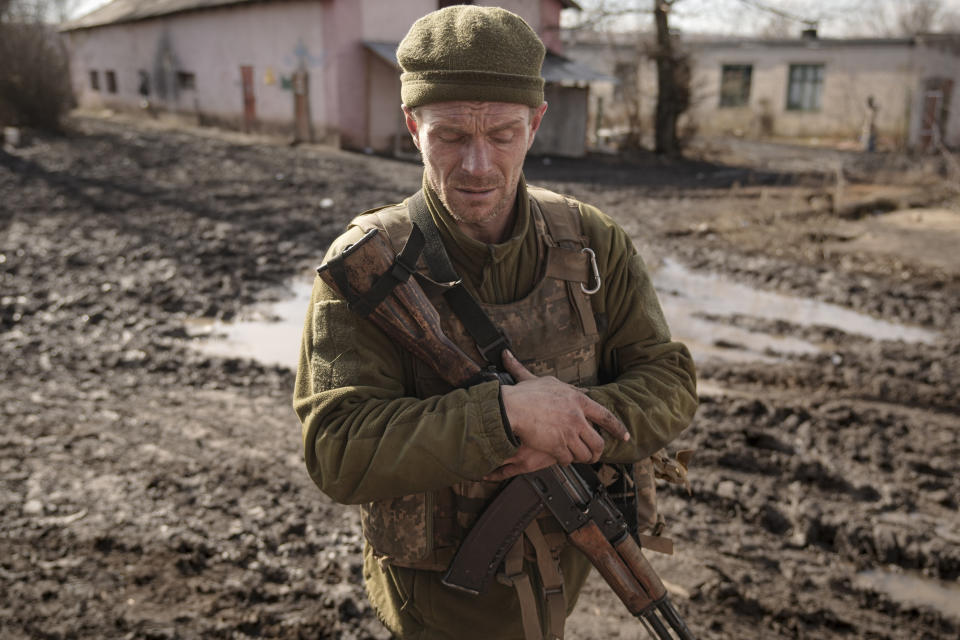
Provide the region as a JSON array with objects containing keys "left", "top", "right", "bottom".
[{"left": 318, "top": 228, "right": 696, "bottom": 640}]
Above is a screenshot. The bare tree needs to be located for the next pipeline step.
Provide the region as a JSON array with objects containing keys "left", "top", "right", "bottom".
[
  {"left": 897, "top": 0, "right": 944, "bottom": 34},
  {"left": 651, "top": 0, "right": 690, "bottom": 156},
  {"left": 756, "top": 14, "right": 795, "bottom": 38},
  {"left": 565, "top": 0, "right": 692, "bottom": 155},
  {"left": 836, "top": 0, "right": 960, "bottom": 36}
]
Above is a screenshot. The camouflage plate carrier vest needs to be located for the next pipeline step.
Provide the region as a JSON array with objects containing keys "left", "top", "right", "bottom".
[{"left": 350, "top": 186, "right": 660, "bottom": 572}]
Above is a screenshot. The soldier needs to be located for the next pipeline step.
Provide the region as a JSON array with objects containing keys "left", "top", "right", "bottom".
[{"left": 294, "top": 6, "right": 698, "bottom": 639}]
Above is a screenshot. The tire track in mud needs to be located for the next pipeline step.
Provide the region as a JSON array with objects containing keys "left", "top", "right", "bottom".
[{"left": 662, "top": 385, "right": 959, "bottom": 639}]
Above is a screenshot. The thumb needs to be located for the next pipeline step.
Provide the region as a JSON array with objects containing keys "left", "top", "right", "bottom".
[{"left": 502, "top": 349, "right": 536, "bottom": 382}]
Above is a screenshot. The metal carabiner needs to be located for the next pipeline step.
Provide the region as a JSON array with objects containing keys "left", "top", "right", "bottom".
[{"left": 581, "top": 247, "right": 601, "bottom": 295}]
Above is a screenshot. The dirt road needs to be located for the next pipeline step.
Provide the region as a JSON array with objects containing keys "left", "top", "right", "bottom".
[{"left": 2, "top": 115, "right": 957, "bottom": 639}]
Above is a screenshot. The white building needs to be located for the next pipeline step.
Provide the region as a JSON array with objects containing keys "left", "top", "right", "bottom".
[
  {"left": 565, "top": 30, "right": 960, "bottom": 151},
  {"left": 61, "top": 0, "right": 603, "bottom": 156}
]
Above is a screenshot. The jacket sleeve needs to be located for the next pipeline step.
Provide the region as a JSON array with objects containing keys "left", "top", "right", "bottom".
[
  {"left": 578, "top": 204, "right": 699, "bottom": 462},
  {"left": 293, "top": 227, "right": 518, "bottom": 505}
]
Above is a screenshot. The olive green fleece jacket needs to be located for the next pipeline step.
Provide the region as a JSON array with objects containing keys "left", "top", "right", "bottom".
[{"left": 293, "top": 178, "right": 698, "bottom": 638}]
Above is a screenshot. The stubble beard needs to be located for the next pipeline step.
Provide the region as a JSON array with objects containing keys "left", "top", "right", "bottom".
[
  {"left": 442, "top": 187, "right": 511, "bottom": 227},
  {"left": 429, "top": 171, "right": 518, "bottom": 229}
]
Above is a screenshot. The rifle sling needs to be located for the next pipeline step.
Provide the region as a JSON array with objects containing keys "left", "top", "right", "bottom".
[{"left": 407, "top": 190, "right": 511, "bottom": 370}]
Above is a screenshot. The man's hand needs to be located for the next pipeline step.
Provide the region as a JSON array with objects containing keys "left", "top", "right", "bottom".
[{"left": 485, "top": 350, "right": 629, "bottom": 481}]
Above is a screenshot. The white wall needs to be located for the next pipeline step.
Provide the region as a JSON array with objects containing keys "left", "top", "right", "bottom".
[
  {"left": 367, "top": 54, "right": 403, "bottom": 152},
  {"left": 360, "top": 0, "right": 433, "bottom": 43},
  {"left": 689, "top": 42, "right": 917, "bottom": 142},
  {"left": 65, "top": 1, "right": 329, "bottom": 137},
  {"left": 567, "top": 34, "right": 960, "bottom": 148},
  {"left": 328, "top": 0, "right": 432, "bottom": 149}
]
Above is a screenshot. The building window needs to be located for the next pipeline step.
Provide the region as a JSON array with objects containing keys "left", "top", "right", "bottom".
[
  {"left": 787, "top": 64, "right": 824, "bottom": 111},
  {"left": 177, "top": 71, "right": 196, "bottom": 90},
  {"left": 719, "top": 64, "right": 751, "bottom": 108},
  {"left": 105, "top": 70, "right": 117, "bottom": 94},
  {"left": 89, "top": 70, "right": 100, "bottom": 91},
  {"left": 138, "top": 70, "right": 150, "bottom": 97}
]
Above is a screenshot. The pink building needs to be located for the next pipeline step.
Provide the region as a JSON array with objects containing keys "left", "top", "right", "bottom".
[{"left": 61, "top": 0, "right": 599, "bottom": 156}]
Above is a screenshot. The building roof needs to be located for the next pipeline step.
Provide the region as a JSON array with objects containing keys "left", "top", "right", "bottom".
[
  {"left": 60, "top": 0, "right": 263, "bottom": 31},
  {"left": 691, "top": 35, "right": 918, "bottom": 49},
  {"left": 365, "top": 42, "right": 401, "bottom": 68},
  {"left": 63, "top": 0, "right": 582, "bottom": 32},
  {"left": 364, "top": 42, "right": 612, "bottom": 85},
  {"left": 565, "top": 27, "right": 960, "bottom": 52},
  {"left": 542, "top": 51, "right": 613, "bottom": 83}
]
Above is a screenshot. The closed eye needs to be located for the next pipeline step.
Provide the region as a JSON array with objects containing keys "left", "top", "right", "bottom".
[{"left": 490, "top": 132, "right": 516, "bottom": 144}]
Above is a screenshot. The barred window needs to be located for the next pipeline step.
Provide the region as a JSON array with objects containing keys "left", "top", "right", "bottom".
[
  {"left": 787, "top": 64, "right": 824, "bottom": 111},
  {"left": 177, "top": 71, "right": 196, "bottom": 90},
  {"left": 90, "top": 70, "right": 100, "bottom": 91},
  {"left": 105, "top": 70, "right": 117, "bottom": 94},
  {"left": 719, "top": 64, "right": 752, "bottom": 108}
]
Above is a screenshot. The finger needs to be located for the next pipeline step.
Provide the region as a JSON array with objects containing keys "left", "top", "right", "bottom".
[
  {"left": 579, "top": 426, "right": 606, "bottom": 459},
  {"left": 581, "top": 397, "right": 630, "bottom": 441},
  {"left": 568, "top": 438, "right": 596, "bottom": 464},
  {"left": 502, "top": 349, "right": 537, "bottom": 382}
]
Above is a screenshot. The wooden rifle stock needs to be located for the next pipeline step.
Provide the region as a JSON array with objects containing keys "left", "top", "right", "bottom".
[
  {"left": 317, "top": 229, "right": 487, "bottom": 387},
  {"left": 316, "top": 227, "right": 695, "bottom": 639}
]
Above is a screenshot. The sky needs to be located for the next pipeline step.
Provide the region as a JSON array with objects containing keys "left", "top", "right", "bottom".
[
  {"left": 67, "top": 0, "right": 960, "bottom": 36},
  {"left": 67, "top": 0, "right": 109, "bottom": 19}
]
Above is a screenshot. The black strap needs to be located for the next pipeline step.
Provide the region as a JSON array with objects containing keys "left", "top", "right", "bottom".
[
  {"left": 321, "top": 226, "right": 425, "bottom": 317},
  {"left": 409, "top": 191, "right": 459, "bottom": 283},
  {"left": 408, "top": 190, "right": 511, "bottom": 370}
]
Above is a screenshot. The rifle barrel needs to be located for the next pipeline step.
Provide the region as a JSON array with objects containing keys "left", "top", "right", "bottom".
[{"left": 658, "top": 600, "right": 697, "bottom": 640}]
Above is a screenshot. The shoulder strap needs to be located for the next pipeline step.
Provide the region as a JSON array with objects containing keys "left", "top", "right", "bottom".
[
  {"left": 529, "top": 188, "right": 598, "bottom": 290},
  {"left": 407, "top": 191, "right": 458, "bottom": 282},
  {"left": 529, "top": 188, "right": 602, "bottom": 336},
  {"left": 407, "top": 190, "right": 511, "bottom": 370},
  {"left": 527, "top": 185, "right": 583, "bottom": 246}
]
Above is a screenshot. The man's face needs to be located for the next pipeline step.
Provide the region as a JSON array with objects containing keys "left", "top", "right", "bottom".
[{"left": 404, "top": 101, "right": 546, "bottom": 238}]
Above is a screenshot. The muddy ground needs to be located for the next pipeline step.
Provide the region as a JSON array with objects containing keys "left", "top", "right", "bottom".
[{"left": 1, "top": 114, "right": 958, "bottom": 639}]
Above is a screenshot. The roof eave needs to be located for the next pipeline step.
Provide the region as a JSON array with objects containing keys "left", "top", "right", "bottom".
[{"left": 59, "top": 0, "right": 260, "bottom": 33}]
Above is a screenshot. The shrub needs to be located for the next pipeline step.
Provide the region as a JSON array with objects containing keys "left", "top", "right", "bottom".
[{"left": 0, "top": 1, "right": 74, "bottom": 131}]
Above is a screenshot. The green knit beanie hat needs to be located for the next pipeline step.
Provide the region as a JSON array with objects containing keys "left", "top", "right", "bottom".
[{"left": 397, "top": 5, "right": 546, "bottom": 108}]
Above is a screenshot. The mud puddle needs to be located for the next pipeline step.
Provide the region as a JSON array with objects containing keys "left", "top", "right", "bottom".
[
  {"left": 856, "top": 569, "right": 960, "bottom": 621},
  {"left": 654, "top": 259, "right": 938, "bottom": 361},
  {"left": 188, "top": 259, "right": 938, "bottom": 369},
  {"left": 187, "top": 275, "right": 314, "bottom": 369}
]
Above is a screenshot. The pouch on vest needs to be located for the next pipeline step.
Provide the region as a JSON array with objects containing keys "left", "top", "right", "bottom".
[{"left": 597, "top": 448, "right": 693, "bottom": 556}]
